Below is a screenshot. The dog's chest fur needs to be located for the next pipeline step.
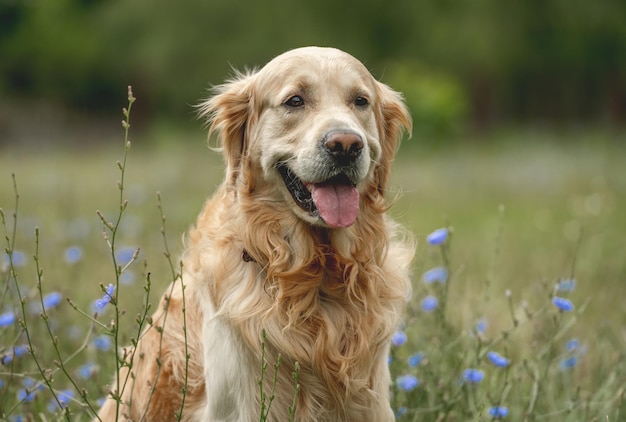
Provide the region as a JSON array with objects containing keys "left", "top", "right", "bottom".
[{"left": 186, "top": 187, "right": 410, "bottom": 421}]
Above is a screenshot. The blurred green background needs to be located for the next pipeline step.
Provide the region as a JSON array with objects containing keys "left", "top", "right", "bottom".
[
  {"left": 1, "top": 0, "right": 626, "bottom": 144},
  {"left": 1, "top": 1, "right": 625, "bottom": 333}
]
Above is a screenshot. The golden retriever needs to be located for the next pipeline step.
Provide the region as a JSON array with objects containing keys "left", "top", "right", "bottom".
[{"left": 97, "top": 46, "right": 413, "bottom": 422}]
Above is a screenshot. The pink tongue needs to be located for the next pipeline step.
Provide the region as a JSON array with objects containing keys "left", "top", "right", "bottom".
[{"left": 311, "top": 184, "right": 360, "bottom": 228}]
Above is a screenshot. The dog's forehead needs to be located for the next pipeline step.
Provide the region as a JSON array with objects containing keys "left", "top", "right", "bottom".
[
  {"left": 265, "top": 47, "right": 363, "bottom": 68},
  {"left": 257, "top": 47, "right": 375, "bottom": 93}
]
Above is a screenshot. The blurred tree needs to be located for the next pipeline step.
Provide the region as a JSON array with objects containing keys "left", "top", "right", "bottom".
[
  {"left": 383, "top": 61, "right": 468, "bottom": 140},
  {"left": 0, "top": 0, "right": 117, "bottom": 108}
]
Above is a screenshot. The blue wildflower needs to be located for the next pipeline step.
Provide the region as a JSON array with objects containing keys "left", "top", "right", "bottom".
[
  {"left": 94, "top": 284, "right": 116, "bottom": 309},
  {"left": 396, "top": 374, "right": 419, "bottom": 392},
  {"left": 476, "top": 318, "right": 488, "bottom": 335},
  {"left": 64, "top": 246, "right": 83, "bottom": 264},
  {"left": 93, "top": 335, "right": 112, "bottom": 351},
  {"left": 408, "top": 352, "right": 424, "bottom": 367},
  {"left": 566, "top": 339, "right": 580, "bottom": 352},
  {"left": 78, "top": 362, "right": 98, "bottom": 379},
  {"left": 1, "top": 345, "right": 29, "bottom": 365},
  {"left": 560, "top": 356, "right": 577, "bottom": 370},
  {"left": 1, "top": 352, "right": 13, "bottom": 365},
  {"left": 17, "top": 389, "right": 36, "bottom": 402},
  {"left": 391, "top": 330, "right": 408, "bottom": 347},
  {"left": 396, "top": 406, "right": 407, "bottom": 417},
  {"left": 556, "top": 278, "right": 576, "bottom": 292},
  {"left": 17, "top": 378, "right": 43, "bottom": 402},
  {"left": 421, "top": 295, "right": 438, "bottom": 312},
  {"left": 42, "top": 292, "right": 63, "bottom": 310},
  {"left": 23, "top": 377, "right": 44, "bottom": 389},
  {"left": 115, "top": 247, "right": 137, "bottom": 266},
  {"left": 7, "top": 250, "right": 27, "bottom": 267},
  {"left": 28, "top": 291, "right": 62, "bottom": 315},
  {"left": 3, "top": 354, "right": 15, "bottom": 366},
  {"left": 487, "top": 351, "right": 510, "bottom": 367},
  {"left": 0, "top": 311, "right": 16, "bottom": 327},
  {"left": 62, "top": 389, "right": 77, "bottom": 406},
  {"left": 462, "top": 369, "right": 484, "bottom": 384},
  {"left": 47, "top": 389, "right": 74, "bottom": 412},
  {"left": 120, "top": 271, "right": 135, "bottom": 285},
  {"left": 426, "top": 228, "right": 448, "bottom": 245},
  {"left": 552, "top": 296, "right": 575, "bottom": 312},
  {"left": 422, "top": 267, "right": 448, "bottom": 284},
  {"left": 488, "top": 406, "right": 509, "bottom": 418},
  {"left": 14, "top": 345, "right": 29, "bottom": 358}
]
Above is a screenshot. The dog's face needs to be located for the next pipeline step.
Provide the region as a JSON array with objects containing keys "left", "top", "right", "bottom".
[{"left": 201, "top": 47, "right": 411, "bottom": 228}]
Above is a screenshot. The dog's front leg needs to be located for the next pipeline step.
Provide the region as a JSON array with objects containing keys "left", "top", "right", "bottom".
[{"left": 202, "top": 314, "right": 258, "bottom": 422}]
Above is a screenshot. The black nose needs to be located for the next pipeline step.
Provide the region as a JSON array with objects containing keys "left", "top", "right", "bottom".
[{"left": 323, "top": 131, "right": 364, "bottom": 164}]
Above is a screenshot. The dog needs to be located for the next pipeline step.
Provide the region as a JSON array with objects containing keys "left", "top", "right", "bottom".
[{"left": 97, "top": 46, "right": 413, "bottom": 422}]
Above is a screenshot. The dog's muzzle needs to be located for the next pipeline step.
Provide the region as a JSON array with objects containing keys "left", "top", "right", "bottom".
[{"left": 276, "top": 130, "right": 366, "bottom": 228}]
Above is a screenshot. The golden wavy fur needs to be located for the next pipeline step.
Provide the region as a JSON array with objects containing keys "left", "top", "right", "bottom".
[{"left": 97, "top": 46, "right": 413, "bottom": 422}]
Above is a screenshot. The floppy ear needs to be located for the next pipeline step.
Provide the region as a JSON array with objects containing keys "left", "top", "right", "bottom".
[
  {"left": 197, "top": 70, "right": 257, "bottom": 186},
  {"left": 374, "top": 81, "right": 412, "bottom": 194}
]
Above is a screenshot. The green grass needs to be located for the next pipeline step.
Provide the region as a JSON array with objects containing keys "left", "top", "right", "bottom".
[
  {"left": 397, "top": 137, "right": 626, "bottom": 333},
  {"left": 1, "top": 119, "right": 625, "bottom": 420}
]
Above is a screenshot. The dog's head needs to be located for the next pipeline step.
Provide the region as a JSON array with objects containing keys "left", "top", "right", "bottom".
[{"left": 199, "top": 47, "right": 411, "bottom": 229}]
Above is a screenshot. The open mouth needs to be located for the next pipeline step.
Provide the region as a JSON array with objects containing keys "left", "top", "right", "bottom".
[{"left": 276, "top": 163, "right": 360, "bottom": 228}]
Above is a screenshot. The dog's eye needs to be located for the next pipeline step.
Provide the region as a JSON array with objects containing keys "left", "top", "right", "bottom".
[
  {"left": 354, "top": 96, "right": 369, "bottom": 107},
  {"left": 284, "top": 95, "right": 305, "bottom": 108}
]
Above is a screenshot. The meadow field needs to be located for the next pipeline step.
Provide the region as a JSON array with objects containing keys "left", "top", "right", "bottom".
[{"left": 1, "top": 123, "right": 625, "bottom": 420}]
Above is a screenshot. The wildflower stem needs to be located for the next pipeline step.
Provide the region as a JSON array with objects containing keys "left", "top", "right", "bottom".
[
  {"left": 140, "top": 279, "right": 177, "bottom": 422},
  {"left": 0, "top": 174, "right": 20, "bottom": 305},
  {"left": 257, "top": 329, "right": 282, "bottom": 421},
  {"left": 139, "top": 193, "right": 188, "bottom": 422},
  {"left": 436, "top": 227, "right": 454, "bottom": 333},
  {"left": 176, "top": 261, "right": 190, "bottom": 422},
  {"left": 8, "top": 174, "right": 18, "bottom": 257},
  {"left": 484, "top": 204, "right": 505, "bottom": 304},
  {"left": 264, "top": 353, "right": 281, "bottom": 419},
  {"left": 1, "top": 178, "right": 59, "bottom": 416},
  {"left": 568, "top": 226, "right": 583, "bottom": 281},
  {"left": 259, "top": 329, "right": 268, "bottom": 422},
  {"left": 66, "top": 298, "right": 112, "bottom": 330},
  {"left": 490, "top": 362, "right": 512, "bottom": 419},
  {"left": 289, "top": 362, "right": 300, "bottom": 422},
  {"left": 506, "top": 290, "right": 519, "bottom": 327},
  {"left": 523, "top": 360, "right": 540, "bottom": 421},
  {"left": 33, "top": 227, "right": 100, "bottom": 419},
  {"left": 99, "top": 85, "right": 136, "bottom": 422},
  {"left": 158, "top": 192, "right": 189, "bottom": 421},
  {"left": 0, "top": 207, "right": 6, "bottom": 303},
  {"left": 115, "top": 271, "right": 153, "bottom": 409},
  {"left": 1, "top": 182, "right": 101, "bottom": 419}
]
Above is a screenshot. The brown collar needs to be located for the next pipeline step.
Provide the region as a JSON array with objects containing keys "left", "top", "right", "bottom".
[{"left": 242, "top": 249, "right": 256, "bottom": 263}]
